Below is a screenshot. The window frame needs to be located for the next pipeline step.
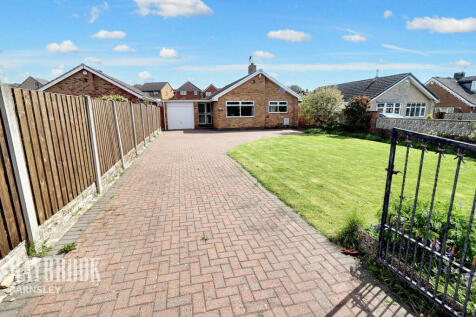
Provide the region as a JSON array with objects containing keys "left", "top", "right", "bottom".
[
  {"left": 180, "top": 90, "right": 187, "bottom": 95},
  {"left": 226, "top": 101, "right": 255, "bottom": 118},
  {"left": 405, "top": 103, "right": 426, "bottom": 117},
  {"left": 205, "top": 91, "right": 212, "bottom": 97},
  {"left": 268, "top": 101, "right": 289, "bottom": 114},
  {"left": 376, "top": 102, "right": 401, "bottom": 114},
  {"left": 153, "top": 91, "right": 159, "bottom": 95}
]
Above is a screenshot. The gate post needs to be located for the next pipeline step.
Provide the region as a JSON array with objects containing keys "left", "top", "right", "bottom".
[
  {"left": 84, "top": 96, "right": 102, "bottom": 194},
  {"left": 0, "top": 84, "right": 39, "bottom": 241},
  {"left": 129, "top": 102, "right": 138, "bottom": 155},
  {"left": 377, "top": 128, "right": 398, "bottom": 259}
]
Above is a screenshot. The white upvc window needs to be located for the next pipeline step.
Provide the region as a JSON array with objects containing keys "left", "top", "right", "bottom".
[
  {"left": 226, "top": 101, "right": 255, "bottom": 117},
  {"left": 376, "top": 102, "right": 401, "bottom": 114},
  {"left": 180, "top": 91, "right": 187, "bottom": 95},
  {"left": 405, "top": 103, "right": 426, "bottom": 117},
  {"left": 268, "top": 101, "right": 288, "bottom": 113},
  {"left": 194, "top": 90, "right": 198, "bottom": 95},
  {"left": 434, "top": 107, "right": 454, "bottom": 113},
  {"left": 471, "top": 81, "right": 476, "bottom": 92},
  {"left": 153, "top": 91, "right": 158, "bottom": 95},
  {"left": 205, "top": 91, "right": 212, "bottom": 96}
]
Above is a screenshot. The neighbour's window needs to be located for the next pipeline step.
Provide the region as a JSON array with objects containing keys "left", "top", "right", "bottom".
[
  {"left": 153, "top": 91, "right": 158, "bottom": 95},
  {"left": 268, "top": 101, "right": 288, "bottom": 113},
  {"left": 194, "top": 90, "right": 198, "bottom": 95},
  {"left": 377, "top": 102, "right": 400, "bottom": 114},
  {"left": 205, "top": 91, "right": 212, "bottom": 96},
  {"left": 405, "top": 103, "right": 426, "bottom": 117},
  {"left": 180, "top": 91, "right": 186, "bottom": 95},
  {"left": 434, "top": 107, "right": 454, "bottom": 114},
  {"left": 226, "top": 101, "right": 255, "bottom": 117}
]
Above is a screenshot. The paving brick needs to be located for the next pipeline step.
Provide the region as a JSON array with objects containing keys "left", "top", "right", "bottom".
[{"left": 12, "top": 130, "right": 413, "bottom": 317}]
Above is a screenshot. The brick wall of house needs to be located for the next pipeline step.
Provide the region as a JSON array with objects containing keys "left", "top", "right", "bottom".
[
  {"left": 212, "top": 74, "right": 299, "bottom": 129},
  {"left": 174, "top": 90, "right": 202, "bottom": 99},
  {"left": 425, "top": 82, "right": 473, "bottom": 113},
  {"left": 202, "top": 85, "right": 217, "bottom": 98},
  {"left": 44, "top": 70, "right": 142, "bottom": 103}
]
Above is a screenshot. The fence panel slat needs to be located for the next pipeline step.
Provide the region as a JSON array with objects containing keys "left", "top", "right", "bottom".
[{"left": 60, "top": 94, "right": 79, "bottom": 198}]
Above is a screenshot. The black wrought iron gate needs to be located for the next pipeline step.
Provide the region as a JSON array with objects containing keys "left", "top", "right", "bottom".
[{"left": 378, "top": 128, "right": 476, "bottom": 316}]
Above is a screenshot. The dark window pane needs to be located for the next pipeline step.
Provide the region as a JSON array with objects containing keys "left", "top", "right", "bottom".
[
  {"left": 278, "top": 106, "right": 287, "bottom": 112},
  {"left": 227, "top": 106, "right": 240, "bottom": 117},
  {"left": 269, "top": 105, "right": 278, "bottom": 112},
  {"left": 198, "top": 103, "right": 205, "bottom": 112},
  {"left": 241, "top": 106, "right": 254, "bottom": 116}
]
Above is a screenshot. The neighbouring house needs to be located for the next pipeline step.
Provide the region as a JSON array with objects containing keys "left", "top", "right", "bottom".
[
  {"left": 202, "top": 84, "right": 218, "bottom": 98},
  {"left": 426, "top": 72, "right": 476, "bottom": 114},
  {"left": 331, "top": 73, "right": 439, "bottom": 118},
  {"left": 39, "top": 64, "right": 154, "bottom": 104},
  {"left": 163, "top": 63, "right": 302, "bottom": 130},
  {"left": 18, "top": 76, "right": 48, "bottom": 90},
  {"left": 174, "top": 81, "right": 202, "bottom": 99},
  {"left": 137, "top": 82, "right": 174, "bottom": 100}
]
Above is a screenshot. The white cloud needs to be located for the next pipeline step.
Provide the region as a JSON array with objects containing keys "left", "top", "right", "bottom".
[
  {"left": 46, "top": 40, "right": 79, "bottom": 54},
  {"left": 138, "top": 71, "right": 152, "bottom": 80},
  {"left": 84, "top": 56, "right": 101, "bottom": 64},
  {"left": 159, "top": 48, "right": 179, "bottom": 59},
  {"left": 267, "top": 29, "right": 312, "bottom": 42},
  {"left": 381, "top": 43, "right": 426, "bottom": 55},
  {"left": 134, "top": 0, "right": 212, "bottom": 17},
  {"left": 89, "top": 2, "right": 108, "bottom": 23},
  {"left": 48, "top": 63, "right": 65, "bottom": 79},
  {"left": 252, "top": 51, "right": 275, "bottom": 61},
  {"left": 269, "top": 72, "right": 279, "bottom": 78},
  {"left": 384, "top": 10, "right": 393, "bottom": 19},
  {"left": 407, "top": 16, "right": 476, "bottom": 33},
  {"left": 114, "top": 44, "right": 136, "bottom": 52},
  {"left": 448, "top": 59, "right": 472, "bottom": 68},
  {"left": 72, "top": 13, "right": 79, "bottom": 18},
  {"left": 91, "top": 30, "right": 126, "bottom": 39},
  {"left": 177, "top": 62, "right": 440, "bottom": 72},
  {"left": 342, "top": 34, "right": 367, "bottom": 42}
]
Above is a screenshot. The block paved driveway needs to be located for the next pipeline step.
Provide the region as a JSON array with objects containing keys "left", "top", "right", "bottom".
[{"left": 4, "top": 129, "right": 413, "bottom": 316}]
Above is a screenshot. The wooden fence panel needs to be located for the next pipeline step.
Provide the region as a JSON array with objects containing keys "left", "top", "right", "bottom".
[
  {"left": 133, "top": 103, "right": 144, "bottom": 144},
  {"left": 92, "top": 99, "right": 120, "bottom": 174},
  {"left": 10, "top": 88, "right": 95, "bottom": 225},
  {"left": 0, "top": 106, "right": 28, "bottom": 258},
  {"left": 116, "top": 101, "right": 134, "bottom": 155}
]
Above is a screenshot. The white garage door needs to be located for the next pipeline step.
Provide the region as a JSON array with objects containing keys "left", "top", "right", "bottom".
[{"left": 167, "top": 103, "right": 194, "bottom": 130}]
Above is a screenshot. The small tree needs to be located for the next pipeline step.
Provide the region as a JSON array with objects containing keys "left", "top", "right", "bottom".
[
  {"left": 100, "top": 94, "right": 127, "bottom": 102},
  {"left": 342, "top": 96, "right": 370, "bottom": 132},
  {"left": 300, "top": 86, "right": 343, "bottom": 130},
  {"left": 289, "top": 84, "right": 305, "bottom": 95}
]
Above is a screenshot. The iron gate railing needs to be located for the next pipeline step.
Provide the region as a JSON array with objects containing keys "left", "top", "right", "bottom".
[{"left": 378, "top": 128, "right": 476, "bottom": 316}]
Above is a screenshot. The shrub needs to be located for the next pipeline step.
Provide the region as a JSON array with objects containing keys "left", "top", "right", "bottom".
[
  {"left": 342, "top": 96, "right": 370, "bottom": 132},
  {"left": 100, "top": 94, "right": 127, "bottom": 102},
  {"left": 337, "top": 211, "right": 364, "bottom": 250},
  {"left": 300, "top": 86, "right": 343, "bottom": 130},
  {"left": 426, "top": 114, "right": 433, "bottom": 120}
]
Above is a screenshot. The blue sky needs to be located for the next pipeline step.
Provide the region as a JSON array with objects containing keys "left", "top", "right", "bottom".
[{"left": 1, "top": 0, "right": 475, "bottom": 90}]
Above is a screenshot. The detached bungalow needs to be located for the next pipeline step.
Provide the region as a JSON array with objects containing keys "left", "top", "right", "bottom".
[
  {"left": 164, "top": 63, "right": 302, "bottom": 130},
  {"left": 333, "top": 73, "right": 439, "bottom": 117}
]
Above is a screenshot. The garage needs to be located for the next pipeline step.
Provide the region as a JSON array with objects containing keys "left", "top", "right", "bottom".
[{"left": 166, "top": 102, "right": 195, "bottom": 130}]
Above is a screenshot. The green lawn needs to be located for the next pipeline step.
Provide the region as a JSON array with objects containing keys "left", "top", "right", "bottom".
[{"left": 228, "top": 133, "right": 476, "bottom": 239}]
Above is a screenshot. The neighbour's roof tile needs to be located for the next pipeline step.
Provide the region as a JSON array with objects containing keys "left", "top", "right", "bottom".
[
  {"left": 176, "top": 81, "right": 201, "bottom": 92},
  {"left": 432, "top": 77, "right": 476, "bottom": 105},
  {"left": 139, "top": 82, "right": 169, "bottom": 91}
]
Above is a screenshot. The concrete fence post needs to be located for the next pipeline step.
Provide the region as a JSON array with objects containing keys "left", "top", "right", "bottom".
[
  {"left": 112, "top": 101, "right": 125, "bottom": 168},
  {"left": 84, "top": 96, "right": 102, "bottom": 194},
  {"left": 140, "top": 103, "right": 146, "bottom": 145},
  {"left": 129, "top": 102, "right": 138, "bottom": 155},
  {"left": 0, "top": 84, "right": 39, "bottom": 242}
]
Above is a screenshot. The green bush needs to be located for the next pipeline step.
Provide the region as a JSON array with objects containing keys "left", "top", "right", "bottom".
[
  {"left": 426, "top": 114, "right": 433, "bottom": 120},
  {"left": 100, "top": 94, "right": 127, "bottom": 102},
  {"left": 337, "top": 211, "right": 364, "bottom": 250},
  {"left": 342, "top": 97, "right": 371, "bottom": 132},
  {"left": 300, "top": 86, "right": 343, "bottom": 130}
]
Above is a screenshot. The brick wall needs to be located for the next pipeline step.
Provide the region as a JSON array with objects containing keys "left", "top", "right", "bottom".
[
  {"left": 425, "top": 82, "right": 474, "bottom": 113},
  {"left": 44, "top": 70, "right": 142, "bottom": 103},
  {"left": 212, "top": 74, "right": 299, "bottom": 129}
]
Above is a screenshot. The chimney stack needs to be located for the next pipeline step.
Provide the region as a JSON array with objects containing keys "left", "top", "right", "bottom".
[
  {"left": 454, "top": 72, "right": 465, "bottom": 81},
  {"left": 248, "top": 62, "right": 257, "bottom": 75}
]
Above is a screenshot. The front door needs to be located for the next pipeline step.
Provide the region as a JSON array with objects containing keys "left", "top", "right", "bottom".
[{"left": 198, "top": 103, "right": 212, "bottom": 125}]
